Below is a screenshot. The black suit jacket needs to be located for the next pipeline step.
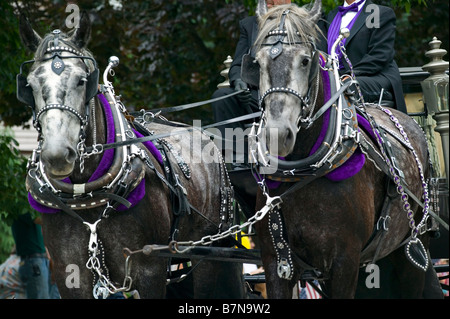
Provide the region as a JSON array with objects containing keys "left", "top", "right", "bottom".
[
  {"left": 318, "top": 0, "right": 406, "bottom": 112},
  {"left": 228, "top": 16, "right": 258, "bottom": 88}
]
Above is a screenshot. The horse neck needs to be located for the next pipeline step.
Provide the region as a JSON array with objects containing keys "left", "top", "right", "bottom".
[
  {"left": 70, "top": 97, "right": 106, "bottom": 183},
  {"left": 290, "top": 72, "right": 325, "bottom": 159}
]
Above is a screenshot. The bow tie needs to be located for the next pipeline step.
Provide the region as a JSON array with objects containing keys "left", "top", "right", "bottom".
[{"left": 338, "top": 0, "right": 363, "bottom": 15}]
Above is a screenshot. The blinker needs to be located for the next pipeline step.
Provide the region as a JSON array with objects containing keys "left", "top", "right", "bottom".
[
  {"left": 16, "top": 71, "right": 35, "bottom": 108},
  {"left": 241, "top": 54, "right": 260, "bottom": 88}
]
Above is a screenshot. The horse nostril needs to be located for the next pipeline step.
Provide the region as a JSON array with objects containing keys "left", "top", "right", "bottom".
[
  {"left": 285, "top": 129, "right": 293, "bottom": 144},
  {"left": 65, "top": 146, "right": 77, "bottom": 163},
  {"left": 282, "top": 128, "right": 294, "bottom": 149}
]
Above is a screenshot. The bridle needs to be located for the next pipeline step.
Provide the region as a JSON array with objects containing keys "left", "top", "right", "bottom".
[
  {"left": 249, "top": 9, "right": 354, "bottom": 174},
  {"left": 257, "top": 9, "right": 320, "bottom": 130},
  {"left": 16, "top": 29, "right": 99, "bottom": 134}
]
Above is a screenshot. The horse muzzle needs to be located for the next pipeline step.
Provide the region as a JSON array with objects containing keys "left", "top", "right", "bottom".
[
  {"left": 40, "top": 140, "right": 77, "bottom": 179},
  {"left": 264, "top": 123, "right": 296, "bottom": 158}
]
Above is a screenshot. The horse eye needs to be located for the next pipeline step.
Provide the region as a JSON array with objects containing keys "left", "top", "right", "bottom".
[
  {"left": 78, "top": 78, "right": 87, "bottom": 86},
  {"left": 302, "top": 58, "right": 310, "bottom": 66}
]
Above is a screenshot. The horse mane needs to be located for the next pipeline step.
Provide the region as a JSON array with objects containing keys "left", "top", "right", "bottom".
[
  {"left": 33, "top": 30, "right": 95, "bottom": 72},
  {"left": 254, "top": 4, "right": 321, "bottom": 51}
]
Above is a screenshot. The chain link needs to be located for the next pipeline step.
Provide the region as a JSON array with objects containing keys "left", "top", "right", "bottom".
[
  {"left": 376, "top": 107, "right": 430, "bottom": 238},
  {"left": 339, "top": 40, "right": 430, "bottom": 238},
  {"left": 171, "top": 195, "right": 282, "bottom": 252},
  {"left": 83, "top": 220, "right": 133, "bottom": 299}
]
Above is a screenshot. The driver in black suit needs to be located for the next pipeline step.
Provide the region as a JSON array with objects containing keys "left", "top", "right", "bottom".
[
  {"left": 317, "top": 0, "right": 407, "bottom": 112},
  {"left": 211, "top": 0, "right": 292, "bottom": 165},
  {"left": 211, "top": 14, "right": 259, "bottom": 138}
]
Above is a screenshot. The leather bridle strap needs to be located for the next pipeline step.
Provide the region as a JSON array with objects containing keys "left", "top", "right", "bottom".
[
  {"left": 259, "top": 87, "right": 307, "bottom": 107},
  {"left": 299, "top": 79, "right": 355, "bottom": 129},
  {"left": 145, "top": 89, "right": 245, "bottom": 114},
  {"left": 36, "top": 103, "right": 88, "bottom": 126},
  {"left": 268, "top": 9, "right": 290, "bottom": 60}
]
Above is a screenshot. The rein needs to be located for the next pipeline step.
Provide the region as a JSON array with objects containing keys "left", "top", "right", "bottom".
[
  {"left": 144, "top": 89, "right": 245, "bottom": 114},
  {"left": 84, "top": 109, "right": 262, "bottom": 154}
]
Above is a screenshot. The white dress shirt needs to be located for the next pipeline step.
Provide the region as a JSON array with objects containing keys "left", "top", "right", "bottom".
[{"left": 340, "top": 0, "right": 366, "bottom": 29}]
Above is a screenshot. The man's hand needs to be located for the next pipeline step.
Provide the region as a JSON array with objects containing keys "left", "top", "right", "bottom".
[{"left": 233, "top": 78, "right": 252, "bottom": 107}]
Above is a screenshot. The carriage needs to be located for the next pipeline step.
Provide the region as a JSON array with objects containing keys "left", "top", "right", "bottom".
[{"left": 16, "top": 0, "right": 448, "bottom": 299}]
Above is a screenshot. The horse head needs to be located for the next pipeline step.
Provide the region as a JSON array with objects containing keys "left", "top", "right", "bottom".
[
  {"left": 249, "top": 0, "right": 322, "bottom": 157},
  {"left": 18, "top": 13, "right": 98, "bottom": 179}
]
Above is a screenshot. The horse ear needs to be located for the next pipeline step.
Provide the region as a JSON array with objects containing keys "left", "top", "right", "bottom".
[
  {"left": 309, "top": 0, "right": 322, "bottom": 24},
  {"left": 256, "top": 0, "right": 268, "bottom": 18},
  {"left": 69, "top": 11, "right": 91, "bottom": 48},
  {"left": 19, "top": 15, "right": 42, "bottom": 52}
]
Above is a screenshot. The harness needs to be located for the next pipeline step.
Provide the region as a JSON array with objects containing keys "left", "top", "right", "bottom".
[
  {"left": 247, "top": 11, "right": 434, "bottom": 284},
  {"left": 25, "top": 87, "right": 151, "bottom": 298},
  {"left": 18, "top": 30, "right": 235, "bottom": 298}
]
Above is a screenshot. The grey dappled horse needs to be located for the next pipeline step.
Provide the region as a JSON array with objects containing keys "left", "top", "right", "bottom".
[
  {"left": 248, "top": 0, "right": 442, "bottom": 298},
  {"left": 18, "top": 13, "right": 244, "bottom": 299}
]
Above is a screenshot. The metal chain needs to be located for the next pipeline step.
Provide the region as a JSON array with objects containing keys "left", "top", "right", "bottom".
[
  {"left": 76, "top": 128, "right": 87, "bottom": 174},
  {"left": 171, "top": 195, "right": 282, "bottom": 253},
  {"left": 91, "top": 98, "right": 97, "bottom": 148},
  {"left": 76, "top": 99, "right": 102, "bottom": 171},
  {"left": 339, "top": 40, "right": 430, "bottom": 238},
  {"left": 376, "top": 106, "right": 430, "bottom": 237},
  {"left": 84, "top": 220, "right": 133, "bottom": 299},
  {"left": 340, "top": 42, "right": 366, "bottom": 106}
]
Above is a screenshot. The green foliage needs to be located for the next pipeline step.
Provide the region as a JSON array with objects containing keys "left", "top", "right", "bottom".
[
  {"left": 0, "top": 133, "right": 29, "bottom": 226},
  {"left": 391, "top": 0, "right": 449, "bottom": 66},
  {"left": 0, "top": 132, "right": 30, "bottom": 263},
  {"left": 0, "top": 1, "right": 33, "bottom": 126},
  {"left": 0, "top": 222, "right": 14, "bottom": 264}
]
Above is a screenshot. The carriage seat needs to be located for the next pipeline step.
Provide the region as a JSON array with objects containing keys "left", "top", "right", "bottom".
[
  {"left": 371, "top": 89, "right": 395, "bottom": 108},
  {"left": 379, "top": 100, "right": 395, "bottom": 108}
]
